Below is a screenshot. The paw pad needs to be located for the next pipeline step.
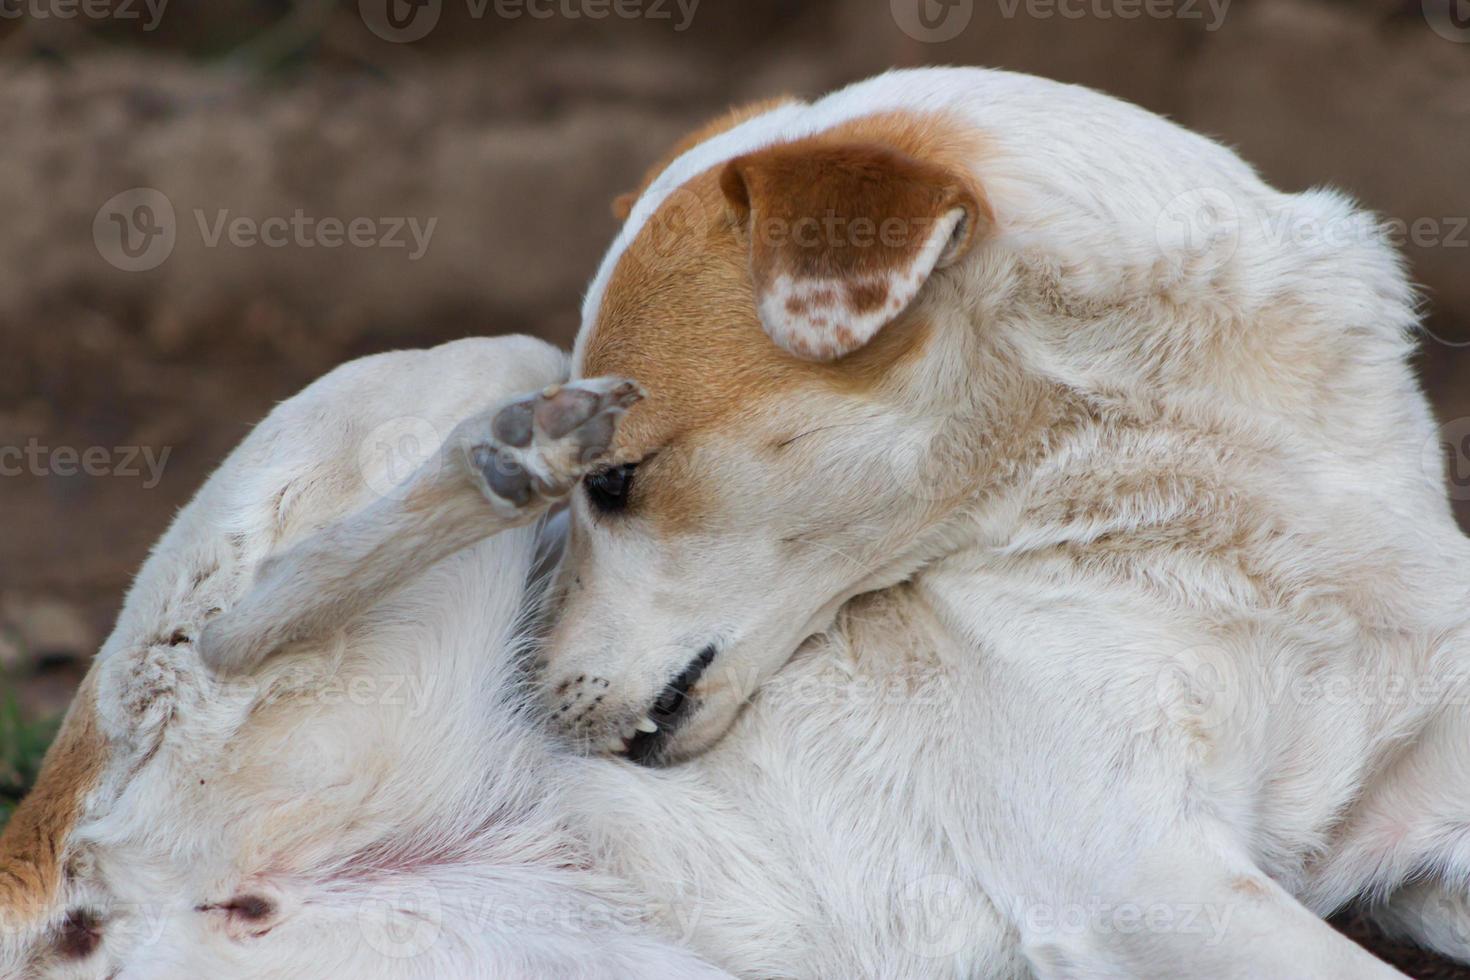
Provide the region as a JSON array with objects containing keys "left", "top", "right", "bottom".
[{"left": 465, "top": 377, "right": 643, "bottom": 511}]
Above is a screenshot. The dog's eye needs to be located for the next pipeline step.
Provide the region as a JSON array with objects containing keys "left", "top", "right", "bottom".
[{"left": 585, "top": 463, "right": 636, "bottom": 514}]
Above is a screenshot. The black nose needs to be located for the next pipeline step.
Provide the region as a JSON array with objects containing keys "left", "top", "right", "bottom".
[
  {"left": 650, "top": 646, "right": 716, "bottom": 722},
  {"left": 626, "top": 646, "right": 717, "bottom": 765}
]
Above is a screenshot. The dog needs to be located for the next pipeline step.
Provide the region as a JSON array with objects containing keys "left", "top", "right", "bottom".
[
  {"left": 1, "top": 66, "right": 1459, "bottom": 979},
  {"left": 1, "top": 336, "right": 1054, "bottom": 978},
  {"left": 538, "top": 67, "right": 1470, "bottom": 974}
]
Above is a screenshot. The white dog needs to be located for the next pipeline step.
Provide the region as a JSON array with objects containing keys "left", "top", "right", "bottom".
[
  {"left": 539, "top": 67, "right": 1470, "bottom": 973},
  {"left": 0, "top": 68, "right": 1460, "bottom": 978}
]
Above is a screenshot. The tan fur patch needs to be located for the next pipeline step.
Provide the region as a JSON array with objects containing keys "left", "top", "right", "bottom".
[
  {"left": 583, "top": 111, "right": 987, "bottom": 529},
  {"left": 1229, "top": 875, "right": 1271, "bottom": 900},
  {"left": 0, "top": 671, "right": 106, "bottom": 929}
]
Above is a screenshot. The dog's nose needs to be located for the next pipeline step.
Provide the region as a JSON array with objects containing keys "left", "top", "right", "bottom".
[{"left": 625, "top": 646, "right": 716, "bottom": 765}]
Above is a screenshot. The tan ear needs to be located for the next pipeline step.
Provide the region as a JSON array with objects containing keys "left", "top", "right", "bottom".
[{"left": 720, "top": 140, "right": 984, "bottom": 361}]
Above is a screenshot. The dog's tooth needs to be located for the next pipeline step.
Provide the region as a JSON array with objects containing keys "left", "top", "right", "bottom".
[{"left": 635, "top": 716, "right": 659, "bottom": 734}]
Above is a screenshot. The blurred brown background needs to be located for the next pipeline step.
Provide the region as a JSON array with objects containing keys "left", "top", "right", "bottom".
[{"left": 0, "top": 0, "right": 1466, "bottom": 971}]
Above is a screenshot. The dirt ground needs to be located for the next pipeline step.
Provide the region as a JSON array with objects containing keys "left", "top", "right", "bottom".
[{"left": 1, "top": 0, "right": 1467, "bottom": 974}]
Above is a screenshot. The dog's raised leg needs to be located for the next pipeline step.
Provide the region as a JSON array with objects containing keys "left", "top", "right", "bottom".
[{"left": 199, "top": 377, "right": 641, "bottom": 675}]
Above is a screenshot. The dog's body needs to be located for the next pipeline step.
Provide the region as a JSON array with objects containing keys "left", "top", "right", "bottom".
[
  {"left": 542, "top": 68, "right": 1470, "bottom": 974},
  {"left": 2, "top": 68, "right": 1467, "bottom": 978}
]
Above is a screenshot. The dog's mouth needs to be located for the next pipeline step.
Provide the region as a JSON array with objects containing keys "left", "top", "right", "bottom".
[{"left": 624, "top": 646, "right": 716, "bottom": 766}]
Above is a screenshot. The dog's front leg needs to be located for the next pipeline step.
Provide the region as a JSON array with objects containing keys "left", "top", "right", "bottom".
[{"left": 198, "top": 377, "right": 641, "bottom": 674}]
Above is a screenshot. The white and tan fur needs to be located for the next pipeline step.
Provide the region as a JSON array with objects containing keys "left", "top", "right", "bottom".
[
  {"left": 542, "top": 67, "right": 1470, "bottom": 974},
  {"left": 0, "top": 68, "right": 1464, "bottom": 978}
]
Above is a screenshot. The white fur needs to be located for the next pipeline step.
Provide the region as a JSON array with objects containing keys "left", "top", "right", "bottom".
[{"left": 547, "top": 68, "right": 1470, "bottom": 975}]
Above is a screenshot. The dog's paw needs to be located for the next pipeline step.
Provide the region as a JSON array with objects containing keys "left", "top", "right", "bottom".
[{"left": 461, "top": 377, "right": 643, "bottom": 512}]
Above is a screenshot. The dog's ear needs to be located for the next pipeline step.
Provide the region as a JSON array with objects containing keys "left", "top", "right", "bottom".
[{"left": 720, "top": 140, "right": 985, "bottom": 361}]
